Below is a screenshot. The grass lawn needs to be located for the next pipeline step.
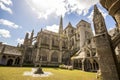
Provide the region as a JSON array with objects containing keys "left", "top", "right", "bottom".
[{"left": 0, "top": 67, "right": 98, "bottom": 80}]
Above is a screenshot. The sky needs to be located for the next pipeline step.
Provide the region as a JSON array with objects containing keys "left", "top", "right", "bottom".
[{"left": 0, "top": 0, "right": 116, "bottom": 46}]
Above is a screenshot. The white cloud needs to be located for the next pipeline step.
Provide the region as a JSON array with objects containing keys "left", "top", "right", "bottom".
[
  {"left": 45, "top": 24, "right": 59, "bottom": 33},
  {"left": 26, "top": 0, "right": 99, "bottom": 19},
  {"left": 0, "top": 29, "right": 11, "bottom": 38},
  {"left": 0, "top": 19, "right": 22, "bottom": 29},
  {"left": 3, "top": 42, "right": 7, "bottom": 45},
  {"left": 108, "top": 26, "right": 116, "bottom": 31},
  {"left": 16, "top": 38, "right": 24, "bottom": 44},
  {"left": 0, "top": 0, "right": 13, "bottom": 14}
]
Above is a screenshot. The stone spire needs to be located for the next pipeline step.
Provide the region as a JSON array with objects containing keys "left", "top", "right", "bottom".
[
  {"left": 59, "top": 16, "right": 63, "bottom": 34},
  {"left": 23, "top": 32, "right": 29, "bottom": 45},
  {"left": 30, "top": 30, "right": 34, "bottom": 45},
  {"left": 93, "top": 5, "right": 107, "bottom": 34},
  {"left": 93, "top": 5, "right": 120, "bottom": 80},
  {"left": 68, "top": 22, "right": 72, "bottom": 27}
]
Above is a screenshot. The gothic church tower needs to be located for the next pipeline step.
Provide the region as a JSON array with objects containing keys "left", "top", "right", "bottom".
[{"left": 59, "top": 16, "right": 63, "bottom": 34}]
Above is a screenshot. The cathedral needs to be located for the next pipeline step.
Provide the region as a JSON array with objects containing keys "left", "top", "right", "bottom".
[{"left": 0, "top": 6, "right": 120, "bottom": 72}]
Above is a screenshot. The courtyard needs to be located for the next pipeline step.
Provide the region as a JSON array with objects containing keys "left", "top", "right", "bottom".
[{"left": 0, "top": 67, "right": 97, "bottom": 80}]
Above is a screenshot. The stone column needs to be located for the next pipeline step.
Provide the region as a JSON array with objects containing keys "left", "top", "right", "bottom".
[
  {"left": 48, "top": 51, "right": 52, "bottom": 62},
  {"left": 58, "top": 52, "right": 62, "bottom": 63},
  {"left": 20, "top": 47, "right": 26, "bottom": 66},
  {"left": 114, "top": 10, "right": 120, "bottom": 30},
  {"left": 59, "top": 36, "right": 62, "bottom": 51},
  {"left": 71, "top": 59, "right": 74, "bottom": 68},
  {"left": 90, "top": 59, "right": 94, "bottom": 71},
  {"left": 80, "top": 27, "right": 85, "bottom": 49},
  {"left": 82, "top": 59, "right": 85, "bottom": 71},
  {"left": 94, "top": 34, "right": 120, "bottom": 80},
  {"left": 49, "top": 35, "right": 52, "bottom": 50},
  {"left": 93, "top": 5, "right": 120, "bottom": 80},
  {"left": 0, "top": 55, "right": 2, "bottom": 64}
]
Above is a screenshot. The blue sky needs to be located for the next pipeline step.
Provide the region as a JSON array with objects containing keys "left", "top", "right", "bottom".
[{"left": 0, "top": 0, "right": 116, "bottom": 46}]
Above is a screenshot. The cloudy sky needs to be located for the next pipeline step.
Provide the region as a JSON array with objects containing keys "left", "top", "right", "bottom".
[{"left": 0, "top": 0, "right": 116, "bottom": 46}]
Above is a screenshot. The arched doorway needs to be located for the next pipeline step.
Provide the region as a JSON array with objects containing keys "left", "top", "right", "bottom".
[
  {"left": 1, "top": 55, "right": 6, "bottom": 65},
  {"left": 84, "top": 59, "right": 92, "bottom": 71},
  {"left": 41, "top": 53, "right": 47, "bottom": 61},
  {"left": 93, "top": 60, "right": 99, "bottom": 71},
  {"left": 51, "top": 52, "right": 58, "bottom": 62},
  {"left": 7, "top": 59, "right": 13, "bottom": 66},
  {"left": 15, "top": 57, "right": 20, "bottom": 65}
]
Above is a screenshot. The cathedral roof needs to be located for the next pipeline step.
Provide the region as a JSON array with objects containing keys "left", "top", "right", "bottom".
[
  {"left": 76, "top": 20, "right": 90, "bottom": 27},
  {"left": 0, "top": 44, "right": 22, "bottom": 56},
  {"left": 71, "top": 50, "right": 86, "bottom": 59},
  {"left": 64, "top": 22, "right": 75, "bottom": 30},
  {"left": 0, "top": 43, "right": 4, "bottom": 53}
]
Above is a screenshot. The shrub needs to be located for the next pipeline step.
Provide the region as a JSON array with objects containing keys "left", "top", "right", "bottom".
[{"left": 59, "top": 64, "right": 73, "bottom": 70}]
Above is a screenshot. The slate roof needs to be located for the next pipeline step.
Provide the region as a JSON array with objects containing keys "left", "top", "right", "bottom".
[{"left": 0, "top": 43, "right": 22, "bottom": 56}]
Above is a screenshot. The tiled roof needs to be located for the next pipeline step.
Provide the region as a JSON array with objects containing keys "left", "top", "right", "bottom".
[
  {"left": 3, "top": 45, "right": 22, "bottom": 56},
  {"left": 0, "top": 44, "right": 4, "bottom": 53}
]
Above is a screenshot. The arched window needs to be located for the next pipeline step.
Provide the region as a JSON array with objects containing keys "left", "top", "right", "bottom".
[
  {"left": 72, "top": 39, "right": 74, "bottom": 45},
  {"left": 1, "top": 55, "right": 6, "bottom": 65},
  {"left": 15, "top": 57, "right": 20, "bottom": 65},
  {"left": 51, "top": 52, "right": 58, "bottom": 62},
  {"left": 84, "top": 59, "right": 92, "bottom": 71},
  {"left": 93, "top": 60, "right": 99, "bottom": 70},
  {"left": 41, "top": 53, "right": 47, "bottom": 61},
  {"left": 86, "top": 50, "right": 90, "bottom": 57},
  {"left": 7, "top": 59, "right": 13, "bottom": 66}
]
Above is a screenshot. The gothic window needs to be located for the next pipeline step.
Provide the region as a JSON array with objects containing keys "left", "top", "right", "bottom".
[
  {"left": 51, "top": 52, "right": 58, "bottom": 62},
  {"left": 52, "top": 38, "right": 54, "bottom": 45},
  {"left": 78, "top": 34, "right": 80, "bottom": 38},
  {"left": 1, "top": 55, "right": 6, "bottom": 65},
  {"left": 42, "top": 53, "right": 47, "bottom": 61},
  {"left": 71, "top": 29, "right": 74, "bottom": 34},
  {"left": 84, "top": 59, "right": 92, "bottom": 71},
  {"left": 93, "top": 60, "right": 99, "bottom": 70},
  {"left": 65, "top": 31, "right": 66, "bottom": 34},
  {"left": 92, "top": 51, "right": 96, "bottom": 56},
  {"left": 86, "top": 51, "right": 90, "bottom": 57},
  {"left": 62, "top": 41, "right": 65, "bottom": 48},
  {"left": 15, "top": 57, "right": 20, "bottom": 64}
]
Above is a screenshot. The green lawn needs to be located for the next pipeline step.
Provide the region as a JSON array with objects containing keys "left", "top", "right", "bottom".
[{"left": 0, "top": 67, "right": 98, "bottom": 80}]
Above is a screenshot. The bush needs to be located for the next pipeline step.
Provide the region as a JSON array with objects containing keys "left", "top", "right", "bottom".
[{"left": 59, "top": 64, "right": 73, "bottom": 70}]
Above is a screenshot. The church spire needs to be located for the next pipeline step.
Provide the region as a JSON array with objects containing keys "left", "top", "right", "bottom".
[
  {"left": 23, "top": 32, "right": 29, "bottom": 45},
  {"left": 30, "top": 29, "right": 34, "bottom": 45},
  {"left": 93, "top": 5, "right": 107, "bottom": 34},
  {"left": 59, "top": 16, "right": 63, "bottom": 34}
]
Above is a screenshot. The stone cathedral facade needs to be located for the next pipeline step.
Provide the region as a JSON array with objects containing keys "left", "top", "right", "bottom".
[
  {"left": 21, "top": 17, "right": 95, "bottom": 69},
  {"left": 0, "top": 6, "right": 120, "bottom": 72},
  {"left": 0, "top": 16, "right": 96, "bottom": 71}
]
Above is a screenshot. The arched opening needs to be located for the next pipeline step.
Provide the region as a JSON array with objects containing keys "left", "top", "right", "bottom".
[
  {"left": 78, "top": 60, "right": 82, "bottom": 69},
  {"left": 73, "top": 59, "right": 79, "bottom": 68},
  {"left": 86, "top": 50, "right": 91, "bottom": 57},
  {"left": 15, "top": 57, "right": 20, "bottom": 65},
  {"left": 1, "top": 55, "right": 6, "bottom": 65},
  {"left": 72, "top": 39, "right": 74, "bottom": 45},
  {"left": 7, "top": 59, "right": 13, "bottom": 66},
  {"left": 84, "top": 59, "right": 92, "bottom": 71},
  {"left": 41, "top": 53, "right": 47, "bottom": 61},
  {"left": 93, "top": 60, "right": 99, "bottom": 71},
  {"left": 51, "top": 52, "right": 58, "bottom": 62}
]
